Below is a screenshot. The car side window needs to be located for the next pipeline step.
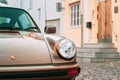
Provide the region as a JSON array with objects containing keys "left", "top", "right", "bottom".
[
  {"left": 18, "top": 14, "right": 31, "bottom": 29},
  {"left": 0, "top": 17, "right": 11, "bottom": 24},
  {"left": 14, "top": 22, "right": 19, "bottom": 28}
]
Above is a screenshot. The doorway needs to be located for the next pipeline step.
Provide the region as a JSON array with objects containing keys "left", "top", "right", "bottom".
[{"left": 97, "top": 0, "right": 112, "bottom": 42}]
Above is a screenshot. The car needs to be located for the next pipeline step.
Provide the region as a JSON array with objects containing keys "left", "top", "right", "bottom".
[{"left": 0, "top": 7, "right": 80, "bottom": 80}]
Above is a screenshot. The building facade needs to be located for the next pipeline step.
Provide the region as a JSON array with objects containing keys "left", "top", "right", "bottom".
[
  {"left": 63, "top": 0, "right": 81, "bottom": 47},
  {"left": 63, "top": 0, "right": 120, "bottom": 52}
]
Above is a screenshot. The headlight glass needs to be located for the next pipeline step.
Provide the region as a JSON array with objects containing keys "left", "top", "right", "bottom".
[{"left": 57, "top": 39, "right": 76, "bottom": 60}]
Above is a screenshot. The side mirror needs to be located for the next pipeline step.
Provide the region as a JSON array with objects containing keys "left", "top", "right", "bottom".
[{"left": 45, "top": 26, "right": 56, "bottom": 34}]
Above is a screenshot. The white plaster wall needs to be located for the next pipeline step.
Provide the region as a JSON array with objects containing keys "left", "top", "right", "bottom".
[
  {"left": 6, "top": 0, "right": 18, "bottom": 7},
  {"left": 45, "top": 0, "right": 62, "bottom": 20}
]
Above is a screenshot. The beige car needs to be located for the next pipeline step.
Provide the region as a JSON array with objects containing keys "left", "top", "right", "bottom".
[{"left": 0, "top": 7, "right": 80, "bottom": 80}]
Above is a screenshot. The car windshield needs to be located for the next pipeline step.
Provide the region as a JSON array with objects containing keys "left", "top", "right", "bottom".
[{"left": 0, "top": 7, "right": 40, "bottom": 32}]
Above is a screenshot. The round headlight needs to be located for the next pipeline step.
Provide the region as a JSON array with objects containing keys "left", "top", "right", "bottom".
[{"left": 57, "top": 39, "right": 76, "bottom": 60}]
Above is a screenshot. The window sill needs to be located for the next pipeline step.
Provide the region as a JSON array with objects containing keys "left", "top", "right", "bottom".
[{"left": 69, "top": 25, "right": 81, "bottom": 29}]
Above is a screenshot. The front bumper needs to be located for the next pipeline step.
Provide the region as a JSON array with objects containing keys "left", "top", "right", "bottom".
[{"left": 0, "top": 63, "right": 80, "bottom": 79}]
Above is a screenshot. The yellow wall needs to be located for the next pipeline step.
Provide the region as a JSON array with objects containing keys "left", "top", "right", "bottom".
[
  {"left": 63, "top": 0, "right": 81, "bottom": 47},
  {"left": 84, "top": 0, "right": 120, "bottom": 51},
  {"left": 112, "top": 0, "right": 120, "bottom": 51},
  {"left": 63, "top": 0, "right": 98, "bottom": 47},
  {"left": 90, "top": 0, "right": 98, "bottom": 43},
  {"left": 82, "top": 0, "right": 98, "bottom": 43},
  {"left": 63, "top": 0, "right": 120, "bottom": 52}
]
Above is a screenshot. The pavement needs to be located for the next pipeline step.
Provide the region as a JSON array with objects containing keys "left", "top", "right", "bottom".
[{"left": 76, "top": 60, "right": 120, "bottom": 80}]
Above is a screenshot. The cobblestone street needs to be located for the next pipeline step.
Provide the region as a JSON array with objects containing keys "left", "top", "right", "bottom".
[{"left": 76, "top": 60, "right": 120, "bottom": 80}]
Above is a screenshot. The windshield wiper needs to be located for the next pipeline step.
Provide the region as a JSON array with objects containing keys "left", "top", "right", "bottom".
[
  {"left": 0, "top": 26, "right": 11, "bottom": 30},
  {"left": 0, "top": 26, "right": 39, "bottom": 32},
  {"left": 0, "top": 26, "right": 22, "bottom": 30},
  {"left": 10, "top": 27, "right": 23, "bottom": 30},
  {"left": 24, "top": 27, "right": 39, "bottom": 31}
]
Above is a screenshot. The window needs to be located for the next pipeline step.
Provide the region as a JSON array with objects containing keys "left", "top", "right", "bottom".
[
  {"left": 0, "top": 7, "right": 39, "bottom": 32},
  {"left": 38, "top": 8, "right": 41, "bottom": 21},
  {"left": 71, "top": 3, "right": 80, "bottom": 26},
  {"left": 18, "top": 13, "right": 35, "bottom": 29},
  {"left": 56, "top": 2, "right": 62, "bottom": 12}
]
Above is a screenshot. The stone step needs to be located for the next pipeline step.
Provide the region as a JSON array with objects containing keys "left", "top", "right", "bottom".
[
  {"left": 76, "top": 57, "right": 120, "bottom": 63},
  {"left": 95, "top": 52, "right": 119, "bottom": 58},
  {"left": 77, "top": 42, "right": 119, "bottom": 63},
  {"left": 77, "top": 52, "right": 119, "bottom": 58},
  {"left": 98, "top": 38, "right": 112, "bottom": 43},
  {"left": 83, "top": 43, "right": 114, "bottom": 48},
  {"left": 91, "top": 58, "right": 120, "bottom": 63},
  {"left": 77, "top": 52, "right": 95, "bottom": 58},
  {"left": 77, "top": 48, "right": 117, "bottom": 53}
]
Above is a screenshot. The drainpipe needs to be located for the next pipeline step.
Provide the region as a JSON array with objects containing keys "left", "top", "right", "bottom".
[
  {"left": 20, "top": 0, "right": 23, "bottom": 8},
  {"left": 80, "top": 0, "right": 83, "bottom": 47}
]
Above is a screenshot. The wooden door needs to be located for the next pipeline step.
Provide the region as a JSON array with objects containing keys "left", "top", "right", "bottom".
[{"left": 97, "top": 0, "right": 112, "bottom": 40}]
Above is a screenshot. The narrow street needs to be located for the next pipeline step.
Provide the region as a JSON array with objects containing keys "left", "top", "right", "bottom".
[{"left": 76, "top": 60, "right": 120, "bottom": 80}]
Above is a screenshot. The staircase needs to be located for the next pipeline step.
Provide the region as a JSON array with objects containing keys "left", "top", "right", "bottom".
[{"left": 77, "top": 43, "right": 120, "bottom": 63}]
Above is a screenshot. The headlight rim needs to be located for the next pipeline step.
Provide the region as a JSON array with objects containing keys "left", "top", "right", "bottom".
[{"left": 56, "top": 39, "right": 76, "bottom": 60}]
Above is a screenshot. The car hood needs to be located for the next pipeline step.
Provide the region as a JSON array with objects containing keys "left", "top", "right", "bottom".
[{"left": 0, "top": 31, "right": 51, "bottom": 66}]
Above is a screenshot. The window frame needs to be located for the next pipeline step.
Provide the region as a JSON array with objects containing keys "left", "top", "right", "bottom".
[{"left": 70, "top": 3, "right": 80, "bottom": 27}]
